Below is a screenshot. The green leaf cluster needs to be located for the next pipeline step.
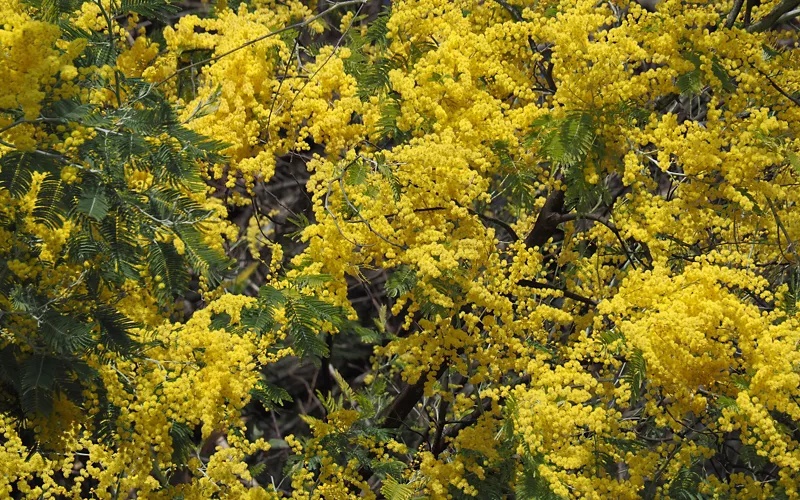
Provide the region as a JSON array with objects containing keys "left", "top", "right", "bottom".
[{"left": 0, "top": 0, "right": 232, "bottom": 424}]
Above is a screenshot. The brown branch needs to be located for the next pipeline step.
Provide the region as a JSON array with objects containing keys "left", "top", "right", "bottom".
[
  {"left": 524, "top": 186, "right": 566, "bottom": 249},
  {"left": 558, "top": 212, "right": 642, "bottom": 270},
  {"left": 758, "top": 69, "right": 800, "bottom": 107},
  {"left": 747, "top": 0, "right": 800, "bottom": 32},
  {"left": 355, "top": 363, "right": 449, "bottom": 483},
  {"left": 777, "top": 7, "right": 800, "bottom": 24},
  {"left": 467, "top": 209, "right": 519, "bottom": 241},
  {"left": 725, "top": 0, "right": 746, "bottom": 28},
  {"left": 517, "top": 279, "right": 599, "bottom": 307},
  {"left": 382, "top": 363, "right": 448, "bottom": 429},
  {"left": 492, "top": 0, "right": 522, "bottom": 21},
  {"left": 744, "top": 0, "right": 757, "bottom": 27},
  {"left": 440, "top": 398, "right": 494, "bottom": 445},
  {"left": 431, "top": 378, "right": 450, "bottom": 457}
]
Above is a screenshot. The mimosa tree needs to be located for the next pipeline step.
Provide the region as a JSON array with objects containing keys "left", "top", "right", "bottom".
[{"left": 2, "top": 0, "right": 800, "bottom": 498}]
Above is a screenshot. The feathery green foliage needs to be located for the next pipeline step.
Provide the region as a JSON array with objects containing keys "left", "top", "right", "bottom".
[{"left": 0, "top": 4, "right": 232, "bottom": 420}]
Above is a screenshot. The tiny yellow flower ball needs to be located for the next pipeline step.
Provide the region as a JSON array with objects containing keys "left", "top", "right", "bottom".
[{"left": 60, "top": 64, "right": 78, "bottom": 81}]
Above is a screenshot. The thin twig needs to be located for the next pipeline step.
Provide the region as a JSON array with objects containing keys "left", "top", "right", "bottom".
[
  {"left": 337, "top": 161, "right": 404, "bottom": 248},
  {"left": 758, "top": 69, "right": 800, "bottom": 107},
  {"left": 491, "top": 0, "right": 556, "bottom": 93},
  {"left": 766, "top": 197, "right": 800, "bottom": 263},
  {"left": 265, "top": 40, "right": 298, "bottom": 143},
  {"left": 156, "top": 0, "right": 368, "bottom": 86},
  {"left": 517, "top": 279, "right": 599, "bottom": 307},
  {"left": 467, "top": 209, "right": 520, "bottom": 241},
  {"left": 282, "top": 2, "right": 365, "bottom": 119},
  {"left": 559, "top": 212, "right": 642, "bottom": 270}
]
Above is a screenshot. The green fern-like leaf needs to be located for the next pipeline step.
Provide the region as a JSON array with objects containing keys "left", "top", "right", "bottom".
[
  {"left": 297, "top": 295, "right": 346, "bottom": 325},
  {"left": 241, "top": 304, "right": 275, "bottom": 334},
  {"left": 144, "top": 185, "right": 210, "bottom": 223},
  {"left": 562, "top": 163, "right": 610, "bottom": 214},
  {"left": 331, "top": 369, "right": 356, "bottom": 405},
  {"left": 47, "top": 99, "right": 94, "bottom": 121},
  {"left": 25, "top": 0, "right": 83, "bottom": 20},
  {"left": 561, "top": 112, "right": 595, "bottom": 160},
  {"left": 0, "top": 346, "right": 22, "bottom": 393},
  {"left": 369, "top": 459, "right": 406, "bottom": 479},
  {"left": 93, "top": 394, "right": 122, "bottom": 445},
  {"left": 374, "top": 97, "right": 409, "bottom": 143},
  {"left": 169, "top": 421, "right": 195, "bottom": 466},
  {"left": 20, "top": 354, "right": 60, "bottom": 416},
  {"left": 285, "top": 299, "right": 331, "bottom": 360},
  {"left": 666, "top": 466, "right": 705, "bottom": 500},
  {"left": 492, "top": 141, "right": 538, "bottom": 211},
  {"left": 33, "top": 177, "right": 68, "bottom": 229},
  {"left": 174, "top": 226, "right": 233, "bottom": 285},
  {"left": 386, "top": 265, "right": 417, "bottom": 298},
  {"left": 100, "top": 130, "right": 149, "bottom": 167},
  {"left": 248, "top": 463, "right": 267, "bottom": 479},
  {"left": 97, "top": 214, "right": 141, "bottom": 281},
  {"left": 738, "top": 444, "right": 768, "bottom": 470},
  {"left": 711, "top": 57, "right": 736, "bottom": 92},
  {"left": 528, "top": 112, "right": 597, "bottom": 167},
  {"left": 380, "top": 476, "right": 415, "bottom": 500},
  {"left": 94, "top": 306, "right": 139, "bottom": 354},
  {"left": 258, "top": 284, "right": 286, "bottom": 306},
  {"left": 345, "top": 161, "right": 369, "bottom": 186},
  {"left": 516, "top": 454, "right": 563, "bottom": 500},
  {"left": 676, "top": 53, "right": 704, "bottom": 96},
  {"left": 377, "top": 160, "right": 402, "bottom": 202},
  {"left": 152, "top": 143, "right": 203, "bottom": 189},
  {"left": 346, "top": 320, "right": 382, "bottom": 344},
  {"left": 716, "top": 395, "right": 738, "bottom": 411},
  {"left": 284, "top": 293, "right": 348, "bottom": 360},
  {"left": 117, "top": 0, "right": 179, "bottom": 21},
  {"left": 602, "top": 436, "right": 647, "bottom": 454},
  {"left": 147, "top": 240, "right": 189, "bottom": 302},
  {"left": 39, "top": 311, "right": 94, "bottom": 355},
  {"left": 250, "top": 380, "right": 293, "bottom": 411},
  {"left": 780, "top": 267, "right": 800, "bottom": 316},
  {"left": 77, "top": 185, "right": 110, "bottom": 221},
  {"left": 209, "top": 312, "right": 232, "bottom": 331},
  {"left": 0, "top": 152, "right": 59, "bottom": 198},
  {"left": 294, "top": 274, "right": 334, "bottom": 289},
  {"left": 357, "top": 57, "right": 403, "bottom": 99},
  {"left": 414, "top": 274, "right": 462, "bottom": 320},
  {"left": 624, "top": 349, "right": 647, "bottom": 404},
  {"left": 169, "top": 125, "right": 228, "bottom": 161},
  {"left": 364, "top": 8, "right": 391, "bottom": 48},
  {"left": 676, "top": 69, "right": 703, "bottom": 96}
]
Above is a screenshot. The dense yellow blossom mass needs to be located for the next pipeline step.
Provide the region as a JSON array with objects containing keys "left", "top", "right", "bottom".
[{"left": 2, "top": 0, "right": 800, "bottom": 497}]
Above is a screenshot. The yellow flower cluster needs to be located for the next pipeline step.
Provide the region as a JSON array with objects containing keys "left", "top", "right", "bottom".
[
  {"left": 277, "top": 0, "right": 800, "bottom": 496},
  {"left": 0, "top": 2, "right": 84, "bottom": 150},
  {"left": 4, "top": 0, "right": 800, "bottom": 496},
  {"left": 0, "top": 292, "right": 286, "bottom": 498}
]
